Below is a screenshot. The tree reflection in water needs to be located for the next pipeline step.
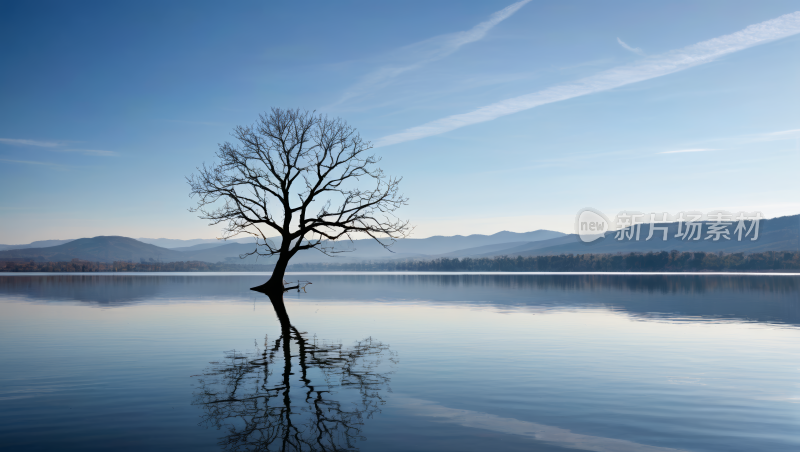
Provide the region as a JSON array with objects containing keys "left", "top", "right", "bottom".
[{"left": 193, "top": 293, "right": 396, "bottom": 452}]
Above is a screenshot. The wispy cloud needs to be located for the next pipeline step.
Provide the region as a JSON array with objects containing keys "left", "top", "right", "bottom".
[
  {"left": 617, "top": 37, "right": 645, "bottom": 55},
  {"left": 58, "top": 149, "right": 118, "bottom": 157},
  {"left": 660, "top": 148, "right": 719, "bottom": 154},
  {"left": 163, "top": 119, "right": 228, "bottom": 127},
  {"left": 760, "top": 128, "right": 800, "bottom": 137},
  {"left": 0, "top": 138, "right": 116, "bottom": 156},
  {"left": 0, "top": 158, "right": 65, "bottom": 167},
  {"left": 376, "top": 11, "right": 800, "bottom": 147},
  {"left": 0, "top": 138, "right": 61, "bottom": 147},
  {"left": 338, "top": 0, "right": 531, "bottom": 104},
  {"left": 717, "top": 127, "right": 800, "bottom": 145}
]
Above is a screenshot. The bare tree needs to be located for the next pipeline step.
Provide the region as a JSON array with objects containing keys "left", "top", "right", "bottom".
[{"left": 188, "top": 108, "right": 410, "bottom": 294}]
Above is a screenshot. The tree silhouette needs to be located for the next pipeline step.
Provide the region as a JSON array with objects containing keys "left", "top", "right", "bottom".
[
  {"left": 193, "top": 293, "right": 396, "bottom": 451},
  {"left": 187, "top": 108, "right": 411, "bottom": 296}
]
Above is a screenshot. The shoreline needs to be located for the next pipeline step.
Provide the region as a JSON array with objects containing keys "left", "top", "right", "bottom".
[{"left": 1, "top": 271, "right": 799, "bottom": 276}]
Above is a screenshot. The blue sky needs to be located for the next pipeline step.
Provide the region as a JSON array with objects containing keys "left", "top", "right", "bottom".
[{"left": 1, "top": 1, "right": 799, "bottom": 243}]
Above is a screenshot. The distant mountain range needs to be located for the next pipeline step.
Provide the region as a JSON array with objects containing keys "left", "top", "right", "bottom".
[
  {"left": 135, "top": 237, "right": 256, "bottom": 249},
  {"left": 0, "top": 239, "right": 76, "bottom": 251},
  {"left": 0, "top": 230, "right": 565, "bottom": 264},
  {"left": 0, "top": 237, "right": 255, "bottom": 251},
  {"left": 0, "top": 214, "right": 797, "bottom": 265},
  {"left": 481, "top": 214, "right": 799, "bottom": 258}
]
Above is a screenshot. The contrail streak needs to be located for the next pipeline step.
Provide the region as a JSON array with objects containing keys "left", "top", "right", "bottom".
[
  {"left": 376, "top": 11, "right": 800, "bottom": 147},
  {"left": 617, "top": 37, "right": 645, "bottom": 55},
  {"left": 338, "top": 0, "right": 532, "bottom": 104}
]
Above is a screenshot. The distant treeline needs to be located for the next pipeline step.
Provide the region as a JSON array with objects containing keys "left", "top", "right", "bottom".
[
  {"left": 287, "top": 251, "right": 800, "bottom": 272},
  {"left": 1, "top": 251, "right": 799, "bottom": 273},
  {"left": 0, "top": 259, "right": 274, "bottom": 273}
]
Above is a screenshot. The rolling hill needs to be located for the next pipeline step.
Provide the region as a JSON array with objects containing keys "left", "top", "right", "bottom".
[
  {"left": 477, "top": 214, "right": 800, "bottom": 258},
  {"left": 0, "top": 230, "right": 567, "bottom": 264},
  {"left": 136, "top": 237, "right": 256, "bottom": 249},
  {"left": 0, "top": 239, "right": 76, "bottom": 251},
  {"left": 0, "top": 237, "right": 184, "bottom": 263},
  {"left": 1, "top": 216, "right": 796, "bottom": 265}
]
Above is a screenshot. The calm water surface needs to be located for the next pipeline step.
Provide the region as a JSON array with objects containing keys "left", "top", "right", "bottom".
[{"left": 0, "top": 273, "right": 799, "bottom": 451}]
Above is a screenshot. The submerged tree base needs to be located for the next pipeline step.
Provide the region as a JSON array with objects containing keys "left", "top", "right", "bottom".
[{"left": 251, "top": 281, "right": 312, "bottom": 293}]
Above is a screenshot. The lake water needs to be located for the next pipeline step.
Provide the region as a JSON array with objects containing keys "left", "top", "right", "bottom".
[{"left": 1, "top": 273, "right": 799, "bottom": 452}]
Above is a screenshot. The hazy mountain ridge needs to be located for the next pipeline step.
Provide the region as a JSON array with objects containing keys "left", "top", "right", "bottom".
[
  {"left": 0, "top": 216, "right": 796, "bottom": 265},
  {"left": 489, "top": 215, "right": 799, "bottom": 258},
  {"left": 0, "top": 230, "right": 566, "bottom": 264},
  {"left": 0, "top": 239, "right": 76, "bottom": 251},
  {"left": 0, "top": 237, "right": 184, "bottom": 263},
  {"left": 0, "top": 237, "right": 257, "bottom": 251},
  {"left": 136, "top": 237, "right": 256, "bottom": 248}
]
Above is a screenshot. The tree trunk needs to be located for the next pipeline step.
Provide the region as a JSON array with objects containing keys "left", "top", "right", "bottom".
[
  {"left": 251, "top": 252, "right": 291, "bottom": 293},
  {"left": 251, "top": 252, "right": 294, "bottom": 322}
]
